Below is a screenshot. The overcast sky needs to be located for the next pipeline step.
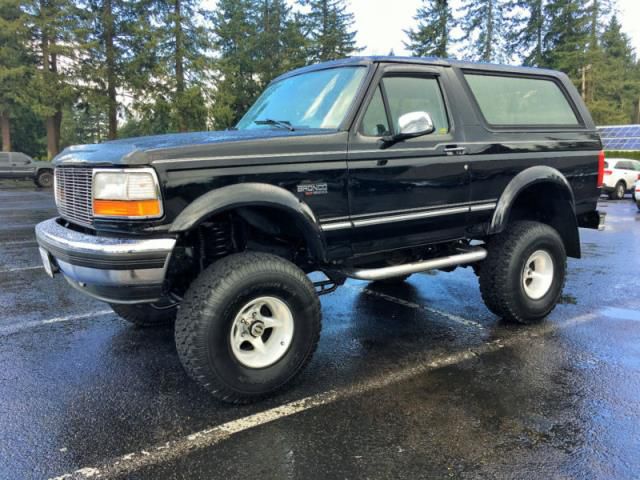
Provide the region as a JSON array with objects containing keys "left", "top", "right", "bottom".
[
  {"left": 351, "top": 0, "right": 640, "bottom": 57},
  {"left": 203, "top": 0, "right": 640, "bottom": 60}
]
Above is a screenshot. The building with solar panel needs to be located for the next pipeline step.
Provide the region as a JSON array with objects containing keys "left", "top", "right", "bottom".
[{"left": 597, "top": 125, "right": 640, "bottom": 151}]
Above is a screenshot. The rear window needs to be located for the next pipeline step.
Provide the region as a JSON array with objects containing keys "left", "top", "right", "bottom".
[{"left": 464, "top": 73, "right": 580, "bottom": 126}]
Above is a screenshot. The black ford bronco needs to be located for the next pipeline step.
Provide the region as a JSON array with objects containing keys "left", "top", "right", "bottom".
[{"left": 36, "top": 57, "right": 605, "bottom": 403}]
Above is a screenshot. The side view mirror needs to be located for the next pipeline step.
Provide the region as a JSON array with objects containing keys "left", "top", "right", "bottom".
[
  {"left": 398, "top": 111, "right": 435, "bottom": 137},
  {"left": 382, "top": 111, "right": 435, "bottom": 144}
]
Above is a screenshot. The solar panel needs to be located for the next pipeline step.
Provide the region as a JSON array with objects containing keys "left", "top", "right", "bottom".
[{"left": 597, "top": 124, "right": 640, "bottom": 151}]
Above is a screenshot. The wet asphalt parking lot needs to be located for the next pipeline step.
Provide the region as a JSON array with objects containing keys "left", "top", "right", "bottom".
[{"left": 0, "top": 180, "right": 639, "bottom": 480}]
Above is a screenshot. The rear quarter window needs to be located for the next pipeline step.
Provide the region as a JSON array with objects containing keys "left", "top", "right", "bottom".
[{"left": 464, "top": 73, "right": 580, "bottom": 127}]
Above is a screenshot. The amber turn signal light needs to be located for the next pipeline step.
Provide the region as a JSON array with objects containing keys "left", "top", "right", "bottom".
[{"left": 93, "top": 199, "right": 161, "bottom": 218}]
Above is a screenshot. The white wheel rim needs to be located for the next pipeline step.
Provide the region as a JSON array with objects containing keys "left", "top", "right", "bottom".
[
  {"left": 229, "top": 296, "right": 294, "bottom": 369},
  {"left": 522, "top": 250, "right": 555, "bottom": 300}
]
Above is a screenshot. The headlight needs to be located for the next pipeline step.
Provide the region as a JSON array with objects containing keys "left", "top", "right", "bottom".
[{"left": 92, "top": 168, "right": 163, "bottom": 219}]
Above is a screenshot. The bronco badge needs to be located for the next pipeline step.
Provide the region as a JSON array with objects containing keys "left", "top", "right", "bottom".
[{"left": 297, "top": 183, "right": 328, "bottom": 196}]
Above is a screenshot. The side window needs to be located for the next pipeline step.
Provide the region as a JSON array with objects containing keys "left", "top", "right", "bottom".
[
  {"left": 383, "top": 76, "right": 449, "bottom": 134},
  {"left": 464, "top": 73, "right": 580, "bottom": 126},
  {"left": 0, "top": 153, "right": 9, "bottom": 164},
  {"left": 361, "top": 87, "right": 390, "bottom": 136},
  {"left": 11, "top": 153, "right": 30, "bottom": 165},
  {"left": 617, "top": 161, "right": 631, "bottom": 170}
]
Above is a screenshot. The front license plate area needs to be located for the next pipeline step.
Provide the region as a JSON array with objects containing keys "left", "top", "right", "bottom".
[{"left": 39, "top": 247, "right": 55, "bottom": 278}]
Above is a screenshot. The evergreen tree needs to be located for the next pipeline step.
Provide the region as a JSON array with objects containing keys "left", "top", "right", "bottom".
[
  {"left": 154, "top": 0, "right": 211, "bottom": 132},
  {"left": 587, "top": 14, "right": 640, "bottom": 124},
  {"left": 542, "top": 0, "right": 590, "bottom": 80},
  {"left": 210, "top": 0, "right": 260, "bottom": 129},
  {"left": 75, "top": 0, "right": 143, "bottom": 140},
  {"left": 0, "top": 0, "right": 31, "bottom": 151},
  {"left": 255, "top": 0, "right": 308, "bottom": 89},
  {"left": 506, "top": 0, "right": 545, "bottom": 66},
  {"left": 299, "top": 0, "right": 362, "bottom": 62},
  {"left": 458, "top": 0, "right": 509, "bottom": 62},
  {"left": 22, "top": 0, "right": 81, "bottom": 159},
  {"left": 404, "top": 0, "right": 453, "bottom": 58}
]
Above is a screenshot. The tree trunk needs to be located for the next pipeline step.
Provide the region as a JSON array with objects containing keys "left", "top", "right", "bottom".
[
  {"left": 174, "top": 0, "right": 186, "bottom": 131},
  {"left": 0, "top": 112, "right": 10, "bottom": 152},
  {"left": 46, "top": 117, "right": 57, "bottom": 159},
  {"left": 40, "top": 5, "right": 61, "bottom": 159},
  {"left": 105, "top": 0, "right": 117, "bottom": 139},
  {"left": 50, "top": 50, "right": 61, "bottom": 157}
]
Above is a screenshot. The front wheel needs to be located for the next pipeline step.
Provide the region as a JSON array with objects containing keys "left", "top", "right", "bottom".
[
  {"left": 479, "top": 221, "right": 566, "bottom": 324},
  {"left": 35, "top": 170, "right": 53, "bottom": 188},
  {"left": 175, "top": 252, "right": 321, "bottom": 404}
]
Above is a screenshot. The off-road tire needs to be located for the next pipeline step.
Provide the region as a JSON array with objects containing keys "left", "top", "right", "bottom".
[
  {"left": 110, "top": 302, "right": 178, "bottom": 327},
  {"left": 609, "top": 181, "right": 626, "bottom": 200},
  {"left": 479, "top": 221, "right": 566, "bottom": 324},
  {"left": 35, "top": 170, "right": 53, "bottom": 188},
  {"left": 372, "top": 274, "right": 411, "bottom": 285},
  {"left": 175, "top": 252, "right": 321, "bottom": 404}
]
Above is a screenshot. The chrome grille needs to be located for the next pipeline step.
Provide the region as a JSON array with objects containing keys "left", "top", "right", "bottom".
[{"left": 54, "top": 167, "right": 93, "bottom": 226}]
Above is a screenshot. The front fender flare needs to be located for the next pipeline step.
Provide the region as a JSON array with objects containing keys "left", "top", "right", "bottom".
[{"left": 169, "top": 183, "right": 326, "bottom": 261}]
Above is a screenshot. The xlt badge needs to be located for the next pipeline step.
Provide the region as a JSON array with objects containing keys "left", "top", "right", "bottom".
[{"left": 297, "top": 183, "right": 328, "bottom": 196}]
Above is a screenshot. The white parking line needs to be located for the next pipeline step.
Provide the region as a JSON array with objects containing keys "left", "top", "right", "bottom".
[
  {"left": 0, "top": 310, "right": 113, "bottom": 337},
  {"left": 50, "top": 311, "right": 598, "bottom": 480},
  {"left": 0, "top": 265, "right": 43, "bottom": 274}
]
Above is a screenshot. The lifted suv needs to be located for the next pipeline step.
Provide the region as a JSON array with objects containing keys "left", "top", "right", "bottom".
[{"left": 36, "top": 57, "right": 605, "bottom": 403}]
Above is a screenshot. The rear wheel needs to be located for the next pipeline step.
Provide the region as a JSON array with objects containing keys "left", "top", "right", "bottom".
[
  {"left": 479, "top": 221, "right": 566, "bottom": 324},
  {"left": 35, "top": 170, "right": 53, "bottom": 188},
  {"left": 110, "top": 300, "right": 178, "bottom": 327},
  {"left": 175, "top": 252, "right": 321, "bottom": 404},
  {"left": 609, "top": 181, "right": 626, "bottom": 200}
]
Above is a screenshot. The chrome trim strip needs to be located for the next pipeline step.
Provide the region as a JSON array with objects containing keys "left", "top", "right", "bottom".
[
  {"left": 470, "top": 202, "right": 497, "bottom": 212},
  {"left": 319, "top": 202, "right": 497, "bottom": 231},
  {"left": 353, "top": 206, "right": 469, "bottom": 227},
  {"left": 320, "top": 221, "right": 352, "bottom": 232},
  {"left": 349, "top": 199, "right": 497, "bottom": 220}
]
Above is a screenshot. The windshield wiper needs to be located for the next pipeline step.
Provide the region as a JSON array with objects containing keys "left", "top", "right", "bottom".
[{"left": 254, "top": 119, "right": 295, "bottom": 131}]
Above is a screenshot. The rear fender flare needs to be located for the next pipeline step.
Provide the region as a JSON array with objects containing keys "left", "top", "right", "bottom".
[{"left": 489, "top": 166, "right": 580, "bottom": 258}]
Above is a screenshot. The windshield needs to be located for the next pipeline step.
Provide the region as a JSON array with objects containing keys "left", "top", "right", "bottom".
[{"left": 236, "top": 66, "right": 367, "bottom": 131}]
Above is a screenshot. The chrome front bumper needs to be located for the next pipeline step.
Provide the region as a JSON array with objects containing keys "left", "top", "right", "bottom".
[{"left": 35, "top": 218, "right": 176, "bottom": 304}]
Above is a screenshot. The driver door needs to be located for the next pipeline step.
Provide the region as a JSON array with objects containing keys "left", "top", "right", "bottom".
[{"left": 347, "top": 65, "right": 471, "bottom": 254}]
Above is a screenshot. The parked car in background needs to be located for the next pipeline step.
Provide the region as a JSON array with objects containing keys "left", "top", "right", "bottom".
[
  {"left": 602, "top": 158, "right": 640, "bottom": 200},
  {"left": 635, "top": 180, "right": 640, "bottom": 210},
  {"left": 0, "top": 152, "right": 54, "bottom": 187}
]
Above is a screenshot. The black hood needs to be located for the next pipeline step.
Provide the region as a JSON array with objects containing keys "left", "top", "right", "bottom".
[{"left": 54, "top": 129, "right": 332, "bottom": 166}]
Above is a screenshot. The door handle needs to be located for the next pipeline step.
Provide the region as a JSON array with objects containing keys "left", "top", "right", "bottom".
[
  {"left": 443, "top": 146, "right": 466, "bottom": 155},
  {"left": 377, "top": 159, "right": 388, "bottom": 166}
]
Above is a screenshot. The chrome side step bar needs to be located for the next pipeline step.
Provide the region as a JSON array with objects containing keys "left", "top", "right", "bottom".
[{"left": 342, "top": 247, "right": 487, "bottom": 281}]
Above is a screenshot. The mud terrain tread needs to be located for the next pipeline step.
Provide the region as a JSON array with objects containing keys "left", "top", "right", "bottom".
[
  {"left": 174, "top": 252, "right": 321, "bottom": 404},
  {"left": 479, "top": 221, "right": 566, "bottom": 324}
]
